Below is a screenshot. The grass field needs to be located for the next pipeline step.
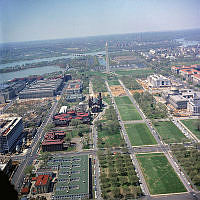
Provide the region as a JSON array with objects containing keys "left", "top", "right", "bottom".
[
  {"left": 181, "top": 119, "right": 200, "bottom": 139},
  {"left": 136, "top": 153, "right": 186, "bottom": 195},
  {"left": 153, "top": 121, "right": 188, "bottom": 143},
  {"left": 125, "top": 123, "right": 157, "bottom": 146},
  {"left": 115, "top": 96, "right": 142, "bottom": 121},
  {"left": 98, "top": 128, "right": 123, "bottom": 148},
  {"left": 108, "top": 80, "right": 120, "bottom": 85},
  {"left": 115, "top": 69, "right": 154, "bottom": 76},
  {"left": 115, "top": 96, "right": 132, "bottom": 105},
  {"left": 117, "top": 104, "right": 142, "bottom": 121},
  {"left": 103, "top": 96, "right": 112, "bottom": 105}
]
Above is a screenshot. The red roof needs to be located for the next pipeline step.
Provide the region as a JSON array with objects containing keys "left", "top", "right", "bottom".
[
  {"left": 193, "top": 74, "right": 200, "bottom": 79},
  {"left": 42, "top": 139, "right": 64, "bottom": 146},
  {"left": 21, "top": 187, "right": 29, "bottom": 194},
  {"left": 171, "top": 66, "right": 181, "bottom": 69},
  {"left": 180, "top": 69, "right": 193, "bottom": 74},
  {"left": 192, "top": 69, "right": 200, "bottom": 73},
  {"left": 35, "top": 175, "right": 50, "bottom": 186},
  {"left": 32, "top": 177, "right": 37, "bottom": 181},
  {"left": 67, "top": 111, "right": 75, "bottom": 114},
  {"left": 75, "top": 117, "right": 82, "bottom": 120}
]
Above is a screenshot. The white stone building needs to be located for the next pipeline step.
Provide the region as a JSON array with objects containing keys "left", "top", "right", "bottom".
[
  {"left": 187, "top": 93, "right": 200, "bottom": 115},
  {"left": 147, "top": 74, "right": 171, "bottom": 88}
]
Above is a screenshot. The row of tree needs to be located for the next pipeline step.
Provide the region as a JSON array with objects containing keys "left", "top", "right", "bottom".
[
  {"left": 99, "top": 152, "right": 143, "bottom": 199},
  {"left": 171, "top": 144, "right": 200, "bottom": 190},
  {"left": 120, "top": 75, "right": 142, "bottom": 90},
  {"left": 134, "top": 91, "right": 167, "bottom": 119}
]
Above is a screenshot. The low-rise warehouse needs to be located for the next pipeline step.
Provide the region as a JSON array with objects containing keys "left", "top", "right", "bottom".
[{"left": 19, "top": 79, "right": 63, "bottom": 99}]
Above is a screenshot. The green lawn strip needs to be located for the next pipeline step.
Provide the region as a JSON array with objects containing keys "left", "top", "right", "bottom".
[
  {"left": 98, "top": 129, "right": 122, "bottom": 148},
  {"left": 108, "top": 80, "right": 120, "bottom": 86},
  {"left": 125, "top": 123, "right": 157, "bottom": 146},
  {"left": 136, "top": 153, "right": 186, "bottom": 195},
  {"left": 103, "top": 96, "right": 112, "bottom": 105},
  {"left": 181, "top": 119, "right": 200, "bottom": 139},
  {"left": 115, "top": 96, "right": 132, "bottom": 105},
  {"left": 153, "top": 121, "right": 188, "bottom": 144},
  {"left": 117, "top": 104, "right": 142, "bottom": 121},
  {"left": 115, "top": 69, "right": 154, "bottom": 76}
]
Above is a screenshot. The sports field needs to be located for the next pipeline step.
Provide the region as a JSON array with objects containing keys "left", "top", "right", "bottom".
[
  {"left": 181, "top": 119, "right": 200, "bottom": 139},
  {"left": 136, "top": 153, "right": 186, "bottom": 195},
  {"left": 153, "top": 121, "right": 188, "bottom": 143},
  {"left": 115, "top": 96, "right": 142, "bottom": 121},
  {"left": 125, "top": 123, "right": 157, "bottom": 146}
]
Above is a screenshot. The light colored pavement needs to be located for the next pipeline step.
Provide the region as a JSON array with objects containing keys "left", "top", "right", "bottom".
[{"left": 123, "top": 120, "right": 145, "bottom": 124}]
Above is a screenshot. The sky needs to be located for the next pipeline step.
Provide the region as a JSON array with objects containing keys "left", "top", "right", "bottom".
[{"left": 0, "top": 0, "right": 200, "bottom": 43}]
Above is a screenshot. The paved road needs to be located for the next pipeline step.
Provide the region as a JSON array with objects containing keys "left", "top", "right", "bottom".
[
  {"left": 133, "top": 145, "right": 170, "bottom": 153},
  {"left": 118, "top": 79, "right": 197, "bottom": 196},
  {"left": 90, "top": 80, "right": 105, "bottom": 200},
  {"left": 11, "top": 98, "right": 59, "bottom": 192}
]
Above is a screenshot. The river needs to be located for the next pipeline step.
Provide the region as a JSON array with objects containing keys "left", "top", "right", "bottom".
[
  {"left": 0, "top": 50, "right": 107, "bottom": 84},
  {"left": 0, "top": 50, "right": 106, "bottom": 69},
  {"left": 0, "top": 65, "right": 64, "bottom": 84}
]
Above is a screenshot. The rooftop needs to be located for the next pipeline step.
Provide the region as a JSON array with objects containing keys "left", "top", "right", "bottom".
[
  {"left": 48, "top": 155, "right": 89, "bottom": 197},
  {"left": 170, "top": 95, "right": 188, "bottom": 102},
  {"left": 34, "top": 175, "right": 51, "bottom": 186},
  {"left": 0, "top": 117, "right": 22, "bottom": 137}
]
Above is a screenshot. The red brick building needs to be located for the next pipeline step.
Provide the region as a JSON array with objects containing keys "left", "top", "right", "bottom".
[{"left": 32, "top": 175, "right": 51, "bottom": 194}]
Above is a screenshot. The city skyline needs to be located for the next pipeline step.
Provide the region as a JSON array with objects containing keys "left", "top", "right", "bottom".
[{"left": 0, "top": 0, "right": 200, "bottom": 43}]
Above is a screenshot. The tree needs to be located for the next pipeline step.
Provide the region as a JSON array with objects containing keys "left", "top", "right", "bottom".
[
  {"left": 25, "top": 165, "right": 35, "bottom": 175},
  {"left": 95, "top": 121, "right": 103, "bottom": 131},
  {"left": 70, "top": 119, "right": 82, "bottom": 127},
  {"left": 65, "top": 134, "right": 72, "bottom": 143},
  {"left": 39, "top": 152, "right": 51, "bottom": 166}
]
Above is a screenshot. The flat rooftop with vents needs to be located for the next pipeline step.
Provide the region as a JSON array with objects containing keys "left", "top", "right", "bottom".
[{"left": 47, "top": 154, "right": 92, "bottom": 200}]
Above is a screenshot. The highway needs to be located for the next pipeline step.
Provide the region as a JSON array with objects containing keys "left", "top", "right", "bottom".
[{"left": 118, "top": 79, "right": 198, "bottom": 196}]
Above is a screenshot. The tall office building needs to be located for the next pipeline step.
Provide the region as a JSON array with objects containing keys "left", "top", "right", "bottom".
[
  {"left": 0, "top": 117, "right": 23, "bottom": 153},
  {"left": 105, "top": 42, "right": 110, "bottom": 72}
]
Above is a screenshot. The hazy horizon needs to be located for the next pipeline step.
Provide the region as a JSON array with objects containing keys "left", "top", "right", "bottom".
[{"left": 0, "top": 0, "right": 200, "bottom": 43}]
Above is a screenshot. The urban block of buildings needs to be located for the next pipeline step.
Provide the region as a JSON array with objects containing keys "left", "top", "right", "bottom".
[
  {"left": 19, "top": 78, "right": 63, "bottom": 99},
  {"left": 66, "top": 80, "right": 83, "bottom": 94},
  {"left": 0, "top": 117, "right": 23, "bottom": 153},
  {"left": 53, "top": 110, "right": 91, "bottom": 126},
  {"left": 42, "top": 130, "right": 67, "bottom": 152},
  {"left": 171, "top": 64, "right": 200, "bottom": 84},
  {"left": 162, "top": 88, "right": 200, "bottom": 115},
  {"left": 47, "top": 154, "right": 92, "bottom": 200},
  {"left": 66, "top": 79, "right": 85, "bottom": 103},
  {"left": 32, "top": 175, "right": 52, "bottom": 194},
  {"left": 0, "top": 81, "right": 26, "bottom": 103}
]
